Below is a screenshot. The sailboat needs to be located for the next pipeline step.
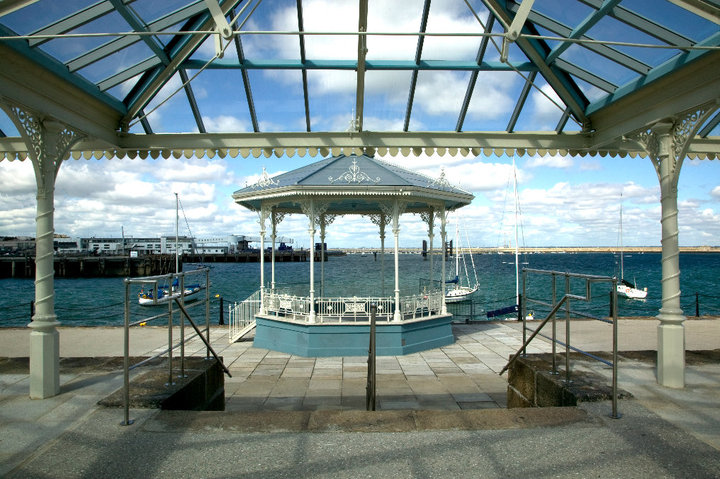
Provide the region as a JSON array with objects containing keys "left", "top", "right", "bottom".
[
  {"left": 487, "top": 158, "right": 525, "bottom": 319},
  {"left": 138, "top": 193, "right": 205, "bottom": 305},
  {"left": 445, "top": 221, "right": 479, "bottom": 303},
  {"left": 616, "top": 197, "right": 647, "bottom": 300}
]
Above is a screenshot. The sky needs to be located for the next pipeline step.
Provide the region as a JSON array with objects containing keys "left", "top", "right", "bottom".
[{"left": 0, "top": 0, "right": 718, "bottom": 248}]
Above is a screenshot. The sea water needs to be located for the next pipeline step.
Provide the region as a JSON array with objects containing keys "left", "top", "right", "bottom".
[{"left": 1, "top": 252, "right": 719, "bottom": 328}]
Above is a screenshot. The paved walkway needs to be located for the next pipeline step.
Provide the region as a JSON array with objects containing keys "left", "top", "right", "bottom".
[{"left": 1, "top": 318, "right": 719, "bottom": 478}]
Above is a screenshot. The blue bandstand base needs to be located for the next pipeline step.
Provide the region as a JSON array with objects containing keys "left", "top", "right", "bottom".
[{"left": 253, "top": 315, "right": 455, "bottom": 357}]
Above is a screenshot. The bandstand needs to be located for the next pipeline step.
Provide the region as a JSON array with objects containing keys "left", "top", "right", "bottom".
[{"left": 232, "top": 154, "right": 474, "bottom": 356}]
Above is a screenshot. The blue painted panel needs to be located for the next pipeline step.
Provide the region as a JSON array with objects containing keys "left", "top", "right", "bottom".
[{"left": 253, "top": 315, "right": 454, "bottom": 357}]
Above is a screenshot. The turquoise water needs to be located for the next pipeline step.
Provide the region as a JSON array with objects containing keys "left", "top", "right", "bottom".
[{"left": 2, "top": 252, "right": 720, "bottom": 327}]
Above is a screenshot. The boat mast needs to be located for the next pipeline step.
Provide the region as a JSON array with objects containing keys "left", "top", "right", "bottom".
[
  {"left": 455, "top": 220, "right": 460, "bottom": 280},
  {"left": 513, "top": 158, "right": 519, "bottom": 306},
  {"left": 619, "top": 194, "right": 624, "bottom": 281},
  {"left": 175, "top": 192, "right": 179, "bottom": 274}
]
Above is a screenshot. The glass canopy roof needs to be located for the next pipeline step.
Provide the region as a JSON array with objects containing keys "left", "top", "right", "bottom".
[{"left": 0, "top": 0, "right": 718, "bottom": 155}]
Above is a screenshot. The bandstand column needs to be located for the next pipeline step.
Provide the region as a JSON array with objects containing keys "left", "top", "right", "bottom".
[
  {"left": 439, "top": 207, "right": 448, "bottom": 314},
  {"left": 380, "top": 218, "right": 386, "bottom": 297},
  {"left": 301, "top": 200, "right": 327, "bottom": 323},
  {"left": 270, "top": 209, "right": 285, "bottom": 294},
  {"left": 421, "top": 209, "right": 435, "bottom": 290},
  {"left": 318, "top": 214, "right": 336, "bottom": 297},
  {"left": 391, "top": 201, "right": 403, "bottom": 322},
  {"left": 258, "top": 206, "right": 270, "bottom": 314},
  {"left": 4, "top": 105, "right": 84, "bottom": 398}
]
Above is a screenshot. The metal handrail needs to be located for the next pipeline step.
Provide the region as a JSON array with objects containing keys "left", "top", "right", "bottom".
[
  {"left": 121, "top": 267, "right": 228, "bottom": 426},
  {"left": 502, "top": 268, "right": 620, "bottom": 419}
]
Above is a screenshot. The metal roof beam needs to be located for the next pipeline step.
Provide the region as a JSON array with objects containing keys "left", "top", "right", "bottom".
[
  {"left": 181, "top": 58, "right": 536, "bottom": 71},
  {"left": 123, "top": 0, "right": 244, "bottom": 129},
  {"left": 456, "top": 14, "right": 495, "bottom": 132},
  {"left": 66, "top": 2, "right": 207, "bottom": 73},
  {"left": 588, "top": 49, "right": 720, "bottom": 147},
  {"left": 26, "top": 0, "right": 119, "bottom": 47},
  {"left": 578, "top": 0, "right": 694, "bottom": 47},
  {"left": 232, "top": 34, "right": 258, "bottom": 132},
  {"left": 511, "top": 3, "right": 651, "bottom": 74},
  {"left": 109, "top": 0, "right": 170, "bottom": 64},
  {"left": 545, "top": 0, "right": 622, "bottom": 65},
  {"left": 554, "top": 58, "right": 617, "bottom": 93},
  {"left": 355, "top": 0, "right": 368, "bottom": 131},
  {"left": 555, "top": 108, "right": 571, "bottom": 133},
  {"left": 98, "top": 56, "right": 162, "bottom": 91},
  {"left": 296, "top": 0, "right": 310, "bottom": 132},
  {"left": 484, "top": 0, "right": 589, "bottom": 127},
  {"left": 178, "top": 69, "right": 206, "bottom": 133},
  {"left": 0, "top": 43, "right": 123, "bottom": 145},
  {"left": 667, "top": 0, "right": 720, "bottom": 24},
  {"left": 699, "top": 111, "right": 720, "bottom": 137},
  {"left": 404, "top": 0, "right": 432, "bottom": 132},
  {"left": 506, "top": 71, "right": 537, "bottom": 132},
  {"left": 112, "top": 130, "right": 597, "bottom": 151}
]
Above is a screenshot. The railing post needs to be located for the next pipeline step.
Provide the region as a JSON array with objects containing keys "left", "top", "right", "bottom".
[
  {"left": 695, "top": 292, "right": 700, "bottom": 317},
  {"left": 205, "top": 268, "right": 210, "bottom": 359},
  {"left": 611, "top": 278, "right": 620, "bottom": 419},
  {"left": 551, "top": 273, "right": 557, "bottom": 373},
  {"left": 366, "top": 303, "right": 377, "bottom": 411},
  {"left": 521, "top": 269, "right": 527, "bottom": 357},
  {"left": 179, "top": 274, "right": 186, "bottom": 379},
  {"left": 219, "top": 296, "right": 225, "bottom": 325},
  {"left": 564, "top": 274, "right": 571, "bottom": 383},
  {"left": 166, "top": 287, "right": 175, "bottom": 387},
  {"left": 122, "top": 279, "right": 133, "bottom": 426}
]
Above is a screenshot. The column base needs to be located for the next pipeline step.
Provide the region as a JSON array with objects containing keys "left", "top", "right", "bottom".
[
  {"left": 29, "top": 327, "right": 60, "bottom": 398},
  {"left": 657, "top": 311, "right": 685, "bottom": 388}
]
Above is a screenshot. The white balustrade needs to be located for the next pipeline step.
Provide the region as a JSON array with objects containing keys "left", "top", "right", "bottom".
[{"left": 262, "top": 291, "right": 444, "bottom": 323}]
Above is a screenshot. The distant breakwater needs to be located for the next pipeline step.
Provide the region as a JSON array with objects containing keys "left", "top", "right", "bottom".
[{"left": 0, "top": 250, "right": 326, "bottom": 278}]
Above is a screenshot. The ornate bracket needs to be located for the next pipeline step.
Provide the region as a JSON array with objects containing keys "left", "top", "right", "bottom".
[
  {"left": 366, "top": 213, "right": 388, "bottom": 239},
  {"left": 630, "top": 101, "right": 719, "bottom": 188},
  {"left": 3, "top": 104, "right": 85, "bottom": 195}
]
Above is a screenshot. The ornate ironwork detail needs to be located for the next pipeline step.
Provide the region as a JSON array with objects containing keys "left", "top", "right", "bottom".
[
  {"left": 428, "top": 168, "right": 452, "bottom": 189},
  {"left": 252, "top": 167, "right": 279, "bottom": 189},
  {"left": 328, "top": 159, "right": 380, "bottom": 184},
  {"left": 271, "top": 210, "right": 286, "bottom": 226},
  {"left": 7, "top": 106, "right": 85, "bottom": 189},
  {"left": 318, "top": 213, "right": 337, "bottom": 230},
  {"left": 672, "top": 105, "right": 712, "bottom": 160}
]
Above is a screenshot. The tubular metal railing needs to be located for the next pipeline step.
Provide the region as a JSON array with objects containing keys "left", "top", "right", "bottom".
[
  {"left": 500, "top": 268, "right": 621, "bottom": 419},
  {"left": 228, "top": 290, "right": 260, "bottom": 342},
  {"left": 121, "top": 267, "right": 230, "bottom": 426}
]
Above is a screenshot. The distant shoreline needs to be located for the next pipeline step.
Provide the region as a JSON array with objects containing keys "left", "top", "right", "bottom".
[{"left": 339, "top": 246, "right": 720, "bottom": 254}]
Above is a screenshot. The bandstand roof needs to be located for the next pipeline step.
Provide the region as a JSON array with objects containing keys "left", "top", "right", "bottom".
[
  {"left": 0, "top": 1, "right": 719, "bottom": 160},
  {"left": 232, "top": 153, "right": 474, "bottom": 214}
]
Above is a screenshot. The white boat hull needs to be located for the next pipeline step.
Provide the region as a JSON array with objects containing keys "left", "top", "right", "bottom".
[
  {"left": 445, "top": 285, "right": 477, "bottom": 303},
  {"left": 138, "top": 285, "right": 204, "bottom": 306},
  {"left": 617, "top": 284, "right": 647, "bottom": 299}
]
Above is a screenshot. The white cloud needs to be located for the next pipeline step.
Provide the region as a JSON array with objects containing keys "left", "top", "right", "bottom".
[
  {"left": 525, "top": 154, "right": 573, "bottom": 169},
  {"left": 203, "top": 115, "right": 250, "bottom": 133}
]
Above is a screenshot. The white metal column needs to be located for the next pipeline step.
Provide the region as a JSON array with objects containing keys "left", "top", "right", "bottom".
[
  {"left": 654, "top": 123, "right": 686, "bottom": 388},
  {"left": 633, "top": 102, "right": 718, "bottom": 388},
  {"left": 258, "top": 206, "right": 269, "bottom": 314},
  {"left": 392, "top": 201, "right": 401, "bottom": 322},
  {"left": 439, "top": 208, "right": 448, "bottom": 314},
  {"left": 4, "top": 106, "right": 83, "bottom": 399}
]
